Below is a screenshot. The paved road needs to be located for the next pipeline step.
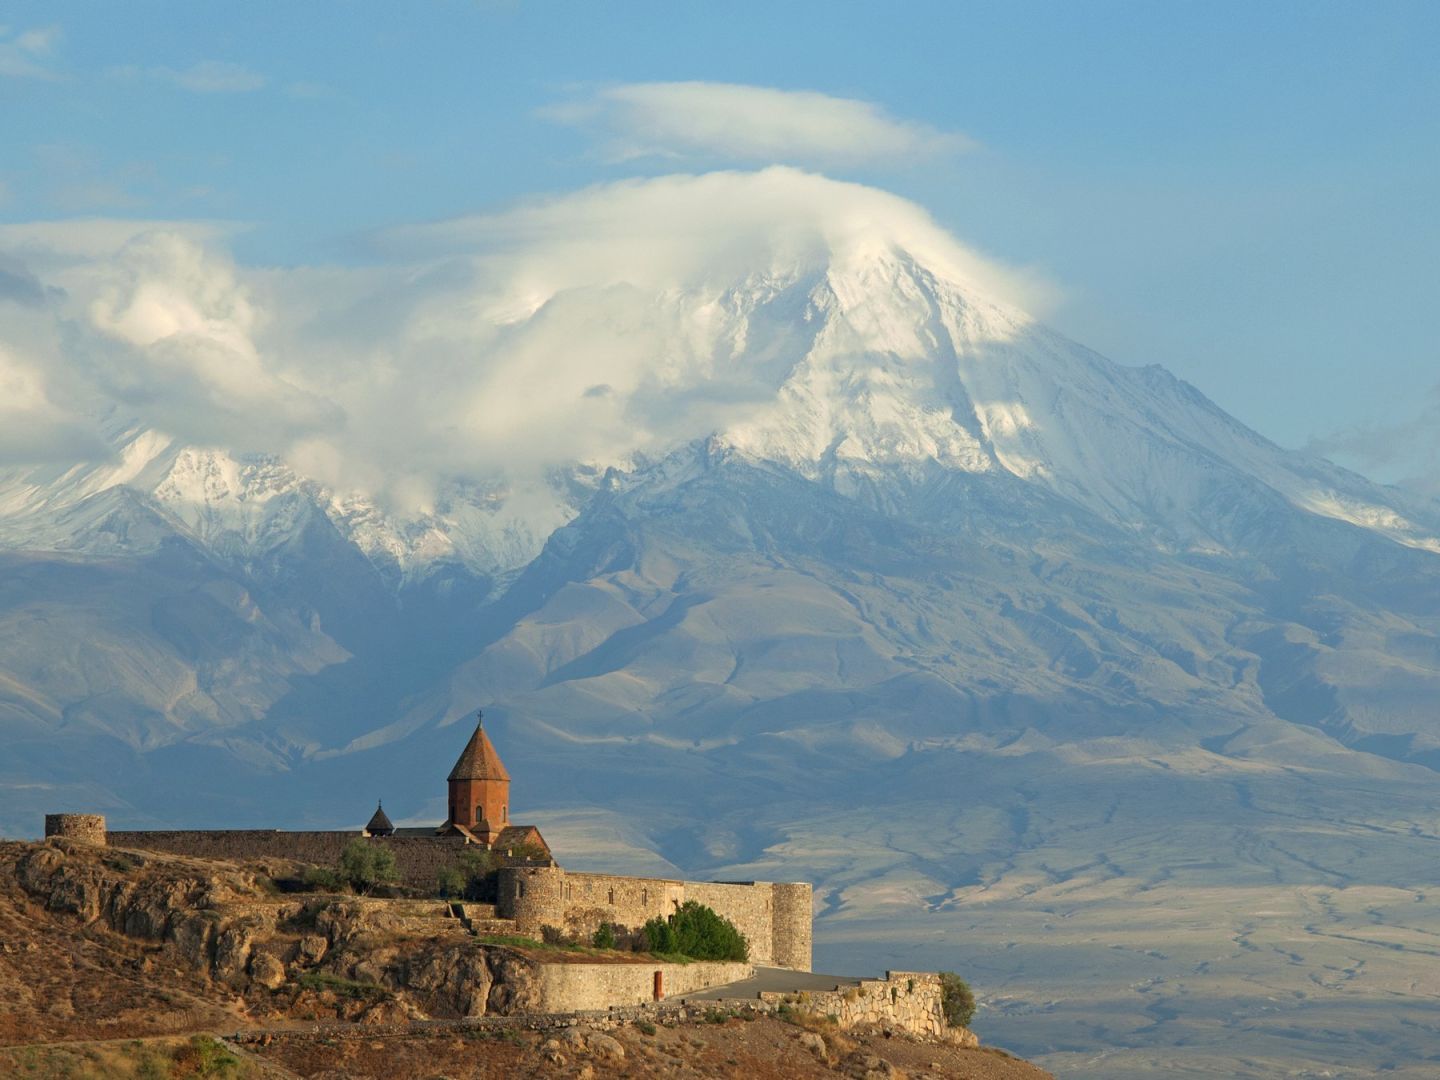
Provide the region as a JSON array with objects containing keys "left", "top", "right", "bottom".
[{"left": 678, "top": 966, "right": 863, "bottom": 1001}]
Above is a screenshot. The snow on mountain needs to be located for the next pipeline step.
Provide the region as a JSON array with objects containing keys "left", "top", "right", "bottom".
[
  {"left": 4, "top": 168, "right": 1435, "bottom": 578},
  {"left": 0, "top": 430, "right": 578, "bottom": 583},
  {"left": 4, "top": 171, "right": 1440, "bottom": 1078}
]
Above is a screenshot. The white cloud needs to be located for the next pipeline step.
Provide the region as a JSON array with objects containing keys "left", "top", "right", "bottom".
[
  {"left": 546, "top": 81, "right": 972, "bottom": 167},
  {"left": 1307, "top": 386, "right": 1440, "bottom": 498},
  {"left": 110, "top": 60, "right": 266, "bottom": 93},
  {"left": 0, "top": 24, "right": 60, "bottom": 79},
  {"left": 0, "top": 345, "right": 106, "bottom": 463},
  {"left": 0, "top": 169, "right": 1050, "bottom": 507}
]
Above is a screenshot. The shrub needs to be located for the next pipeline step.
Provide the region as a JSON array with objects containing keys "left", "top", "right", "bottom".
[
  {"left": 301, "top": 865, "right": 344, "bottom": 893},
  {"left": 176, "top": 1035, "right": 240, "bottom": 1077},
  {"left": 540, "top": 924, "right": 570, "bottom": 946},
  {"left": 444, "top": 848, "right": 495, "bottom": 900},
  {"left": 297, "top": 971, "right": 389, "bottom": 1001},
  {"left": 641, "top": 901, "right": 748, "bottom": 962},
  {"left": 436, "top": 866, "right": 465, "bottom": 899},
  {"left": 939, "top": 971, "right": 976, "bottom": 1028},
  {"left": 592, "top": 922, "right": 618, "bottom": 949},
  {"left": 337, "top": 839, "right": 398, "bottom": 895},
  {"left": 641, "top": 915, "right": 673, "bottom": 954},
  {"left": 434, "top": 852, "right": 498, "bottom": 904}
]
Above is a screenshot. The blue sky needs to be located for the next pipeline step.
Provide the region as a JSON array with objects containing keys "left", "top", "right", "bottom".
[{"left": 3, "top": 1, "right": 1438, "bottom": 484}]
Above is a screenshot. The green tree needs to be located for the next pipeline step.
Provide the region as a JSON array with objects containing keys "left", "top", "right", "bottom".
[
  {"left": 592, "top": 922, "right": 618, "bottom": 949},
  {"left": 338, "top": 838, "right": 398, "bottom": 895},
  {"left": 456, "top": 848, "right": 495, "bottom": 900},
  {"left": 642, "top": 901, "right": 748, "bottom": 961},
  {"left": 938, "top": 971, "right": 976, "bottom": 1028},
  {"left": 436, "top": 865, "right": 465, "bottom": 899},
  {"left": 641, "top": 915, "right": 672, "bottom": 954}
]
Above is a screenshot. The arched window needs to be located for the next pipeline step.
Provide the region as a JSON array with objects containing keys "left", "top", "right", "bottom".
[
  {"left": 503, "top": 805, "right": 508, "bottom": 822},
  {"left": 475, "top": 805, "right": 483, "bottom": 824},
  {"left": 608, "top": 888, "right": 615, "bottom": 905},
  {"left": 642, "top": 888, "right": 648, "bottom": 905}
]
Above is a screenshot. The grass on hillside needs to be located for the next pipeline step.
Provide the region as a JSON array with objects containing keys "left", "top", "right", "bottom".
[
  {"left": 295, "top": 971, "right": 391, "bottom": 1001},
  {"left": 0, "top": 1035, "right": 257, "bottom": 1079}
]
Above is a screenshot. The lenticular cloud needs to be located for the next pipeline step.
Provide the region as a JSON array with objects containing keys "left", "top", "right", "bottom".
[{"left": 0, "top": 169, "right": 1053, "bottom": 502}]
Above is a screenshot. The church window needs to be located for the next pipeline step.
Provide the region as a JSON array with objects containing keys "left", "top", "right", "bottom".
[
  {"left": 503, "top": 805, "right": 508, "bottom": 822},
  {"left": 642, "top": 888, "right": 648, "bottom": 905},
  {"left": 608, "top": 888, "right": 615, "bottom": 905}
]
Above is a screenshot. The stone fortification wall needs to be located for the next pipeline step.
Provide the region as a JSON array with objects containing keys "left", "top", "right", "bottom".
[
  {"left": 770, "top": 882, "right": 813, "bottom": 972},
  {"left": 106, "top": 829, "right": 479, "bottom": 891},
  {"left": 532, "top": 960, "right": 753, "bottom": 1012},
  {"left": 498, "top": 867, "right": 812, "bottom": 971},
  {"left": 760, "top": 971, "right": 967, "bottom": 1043},
  {"left": 44, "top": 814, "right": 107, "bottom": 845},
  {"left": 686, "top": 881, "right": 784, "bottom": 967}
]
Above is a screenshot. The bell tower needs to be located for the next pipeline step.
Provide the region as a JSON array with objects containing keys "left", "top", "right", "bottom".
[{"left": 445, "top": 710, "right": 511, "bottom": 845}]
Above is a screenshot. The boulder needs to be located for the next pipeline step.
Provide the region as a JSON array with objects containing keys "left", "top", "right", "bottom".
[
  {"left": 249, "top": 952, "right": 287, "bottom": 991},
  {"left": 588, "top": 1032, "right": 625, "bottom": 1060},
  {"left": 298, "top": 934, "right": 329, "bottom": 963}
]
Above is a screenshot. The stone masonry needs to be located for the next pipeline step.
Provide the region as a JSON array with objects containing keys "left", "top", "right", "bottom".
[{"left": 498, "top": 865, "right": 812, "bottom": 971}]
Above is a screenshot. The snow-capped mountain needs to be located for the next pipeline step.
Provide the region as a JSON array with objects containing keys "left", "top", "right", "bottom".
[
  {"left": 0, "top": 428, "right": 579, "bottom": 582},
  {"left": 3, "top": 192, "right": 1438, "bottom": 769},
  {"left": 3, "top": 171, "right": 1439, "bottom": 1077}
]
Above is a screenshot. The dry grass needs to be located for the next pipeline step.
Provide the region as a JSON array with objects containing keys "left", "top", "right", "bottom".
[{"left": 0, "top": 1036, "right": 262, "bottom": 1079}]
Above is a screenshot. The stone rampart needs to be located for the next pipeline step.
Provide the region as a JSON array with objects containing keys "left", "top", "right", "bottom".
[
  {"left": 770, "top": 882, "right": 813, "bottom": 971},
  {"left": 44, "top": 814, "right": 107, "bottom": 845},
  {"left": 73, "top": 819, "right": 814, "bottom": 972},
  {"left": 532, "top": 960, "right": 753, "bottom": 1012},
  {"left": 106, "top": 830, "right": 479, "bottom": 891},
  {"left": 759, "top": 971, "right": 969, "bottom": 1043},
  {"left": 497, "top": 867, "right": 812, "bottom": 971}
]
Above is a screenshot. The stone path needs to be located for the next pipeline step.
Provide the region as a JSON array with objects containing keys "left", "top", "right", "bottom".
[{"left": 677, "top": 965, "right": 863, "bottom": 1001}]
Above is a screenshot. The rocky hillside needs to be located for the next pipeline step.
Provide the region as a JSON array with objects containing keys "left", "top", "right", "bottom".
[
  {"left": 0, "top": 838, "right": 1048, "bottom": 1078},
  {"left": 2, "top": 838, "right": 559, "bottom": 1029}
]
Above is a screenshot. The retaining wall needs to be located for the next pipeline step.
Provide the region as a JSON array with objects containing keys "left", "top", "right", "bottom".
[
  {"left": 532, "top": 960, "right": 753, "bottom": 1012},
  {"left": 758, "top": 971, "right": 962, "bottom": 1041}
]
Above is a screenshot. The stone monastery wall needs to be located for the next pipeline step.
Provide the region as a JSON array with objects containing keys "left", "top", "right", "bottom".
[
  {"left": 498, "top": 866, "right": 812, "bottom": 971},
  {"left": 50, "top": 817, "right": 813, "bottom": 972},
  {"left": 103, "top": 829, "right": 480, "bottom": 891}
]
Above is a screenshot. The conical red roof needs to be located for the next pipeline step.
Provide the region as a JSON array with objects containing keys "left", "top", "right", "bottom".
[{"left": 447, "top": 720, "right": 510, "bottom": 782}]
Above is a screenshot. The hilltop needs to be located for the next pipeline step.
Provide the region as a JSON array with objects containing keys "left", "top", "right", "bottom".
[{"left": 0, "top": 837, "right": 1050, "bottom": 1079}]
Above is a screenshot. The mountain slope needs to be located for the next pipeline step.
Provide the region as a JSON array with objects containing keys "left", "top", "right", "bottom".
[{"left": 2, "top": 169, "right": 1439, "bottom": 1077}]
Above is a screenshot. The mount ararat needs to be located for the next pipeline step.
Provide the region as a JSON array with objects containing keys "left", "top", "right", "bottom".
[{"left": 2, "top": 170, "right": 1438, "bottom": 1078}]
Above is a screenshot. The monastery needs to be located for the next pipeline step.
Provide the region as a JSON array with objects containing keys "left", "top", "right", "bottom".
[{"left": 46, "top": 713, "right": 813, "bottom": 971}]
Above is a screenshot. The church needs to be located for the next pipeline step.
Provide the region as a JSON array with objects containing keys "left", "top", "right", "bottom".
[{"left": 361, "top": 711, "right": 551, "bottom": 859}]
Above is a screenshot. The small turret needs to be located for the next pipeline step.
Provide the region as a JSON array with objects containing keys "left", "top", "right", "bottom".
[{"left": 365, "top": 801, "right": 395, "bottom": 837}]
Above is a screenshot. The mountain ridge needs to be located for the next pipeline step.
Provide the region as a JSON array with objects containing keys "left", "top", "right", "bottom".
[{"left": 3, "top": 180, "right": 1440, "bottom": 1076}]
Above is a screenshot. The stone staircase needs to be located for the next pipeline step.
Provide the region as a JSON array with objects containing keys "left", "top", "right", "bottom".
[{"left": 448, "top": 901, "right": 518, "bottom": 937}]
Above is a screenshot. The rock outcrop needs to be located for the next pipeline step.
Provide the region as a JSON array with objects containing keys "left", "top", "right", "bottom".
[{"left": 9, "top": 839, "right": 541, "bottom": 1022}]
